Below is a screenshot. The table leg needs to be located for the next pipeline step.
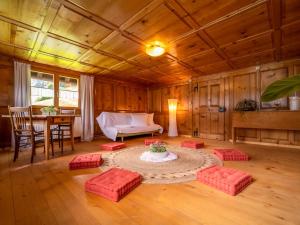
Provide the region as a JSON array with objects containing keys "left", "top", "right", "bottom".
[
  {"left": 44, "top": 119, "right": 50, "bottom": 160},
  {"left": 232, "top": 127, "right": 236, "bottom": 144},
  {"left": 70, "top": 119, "right": 75, "bottom": 151}
]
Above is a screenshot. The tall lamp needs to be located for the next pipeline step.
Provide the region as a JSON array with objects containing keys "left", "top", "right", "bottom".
[{"left": 168, "top": 99, "right": 178, "bottom": 137}]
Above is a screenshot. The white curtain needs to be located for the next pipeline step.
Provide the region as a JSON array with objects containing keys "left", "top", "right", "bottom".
[
  {"left": 14, "top": 61, "right": 31, "bottom": 107},
  {"left": 80, "top": 75, "right": 94, "bottom": 141},
  {"left": 12, "top": 61, "right": 31, "bottom": 149}
]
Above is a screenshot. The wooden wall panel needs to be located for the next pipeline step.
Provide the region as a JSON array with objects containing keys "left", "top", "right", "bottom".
[
  {"left": 148, "top": 83, "right": 191, "bottom": 135},
  {"left": 115, "top": 86, "right": 127, "bottom": 111},
  {"left": 0, "top": 61, "right": 13, "bottom": 148},
  {"left": 232, "top": 73, "right": 258, "bottom": 140},
  {"left": 260, "top": 68, "right": 288, "bottom": 108},
  {"left": 94, "top": 78, "right": 147, "bottom": 136},
  {"left": 190, "top": 59, "right": 300, "bottom": 146}
]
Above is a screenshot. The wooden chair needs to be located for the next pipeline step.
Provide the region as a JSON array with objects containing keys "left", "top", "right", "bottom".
[
  {"left": 50, "top": 108, "right": 75, "bottom": 154},
  {"left": 8, "top": 106, "right": 44, "bottom": 163}
]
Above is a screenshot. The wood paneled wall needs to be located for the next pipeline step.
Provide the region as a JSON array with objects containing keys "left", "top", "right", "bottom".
[
  {"left": 94, "top": 78, "right": 147, "bottom": 136},
  {"left": 195, "top": 59, "right": 300, "bottom": 146},
  {"left": 0, "top": 57, "right": 13, "bottom": 148},
  {"left": 0, "top": 55, "right": 148, "bottom": 147},
  {"left": 147, "top": 83, "right": 192, "bottom": 135},
  {"left": 148, "top": 59, "right": 300, "bottom": 146}
]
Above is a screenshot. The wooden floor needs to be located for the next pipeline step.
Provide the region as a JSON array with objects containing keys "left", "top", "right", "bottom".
[{"left": 1, "top": 135, "right": 300, "bottom": 225}]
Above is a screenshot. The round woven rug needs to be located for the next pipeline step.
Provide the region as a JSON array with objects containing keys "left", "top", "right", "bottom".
[{"left": 100, "top": 145, "right": 222, "bottom": 184}]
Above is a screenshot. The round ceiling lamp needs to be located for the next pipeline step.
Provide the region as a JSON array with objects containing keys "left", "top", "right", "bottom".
[{"left": 145, "top": 41, "right": 166, "bottom": 57}]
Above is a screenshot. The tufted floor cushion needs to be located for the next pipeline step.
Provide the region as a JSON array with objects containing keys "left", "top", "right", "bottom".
[
  {"left": 144, "top": 138, "right": 162, "bottom": 146},
  {"left": 213, "top": 149, "right": 249, "bottom": 161},
  {"left": 85, "top": 168, "right": 142, "bottom": 202},
  {"left": 181, "top": 140, "right": 204, "bottom": 149},
  {"left": 101, "top": 142, "right": 126, "bottom": 151},
  {"left": 69, "top": 154, "right": 102, "bottom": 170},
  {"left": 197, "top": 165, "right": 252, "bottom": 196}
]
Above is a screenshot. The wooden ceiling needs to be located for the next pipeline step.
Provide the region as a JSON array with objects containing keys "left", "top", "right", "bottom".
[{"left": 0, "top": 0, "right": 299, "bottom": 85}]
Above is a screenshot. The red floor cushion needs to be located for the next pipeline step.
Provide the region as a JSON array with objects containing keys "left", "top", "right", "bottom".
[
  {"left": 85, "top": 168, "right": 142, "bottom": 202},
  {"left": 197, "top": 165, "right": 252, "bottom": 196},
  {"left": 181, "top": 140, "right": 204, "bottom": 149},
  {"left": 144, "top": 138, "right": 162, "bottom": 146},
  {"left": 100, "top": 142, "right": 126, "bottom": 151},
  {"left": 69, "top": 153, "right": 102, "bottom": 170},
  {"left": 213, "top": 148, "right": 249, "bottom": 161}
]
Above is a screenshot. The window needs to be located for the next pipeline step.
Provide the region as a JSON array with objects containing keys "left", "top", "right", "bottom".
[
  {"left": 30, "top": 70, "right": 79, "bottom": 108},
  {"left": 31, "top": 71, "right": 54, "bottom": 106},
  {"left": 59, "top": 76, "right": 79, "bottom": 107}
]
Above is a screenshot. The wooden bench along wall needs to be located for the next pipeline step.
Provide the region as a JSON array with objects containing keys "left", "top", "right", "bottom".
[{"left": 232, "top": 111, "right": 300, "bottom": 144}]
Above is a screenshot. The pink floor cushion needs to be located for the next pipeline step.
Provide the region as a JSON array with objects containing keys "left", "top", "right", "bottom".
[
  {"left": 181, "top": 140, "right": 204, "bottom": 149},
  {"left": 213, "top": 148, "right": 249, "bottom": 161},
  {"left": 144, "top": 138, "right": 162, "bottom": 146},
  {"left": 197, "top": 165, "right": 252, "bottom": 196},
  {"left": 85, "top": 168, "right": 142, "bottom": 202},
  {"left": 100, "top": 142, "right": 126, "bottom": 151},
  {"left": 69, "top": 154, "right": 102, "bottom": 170}
]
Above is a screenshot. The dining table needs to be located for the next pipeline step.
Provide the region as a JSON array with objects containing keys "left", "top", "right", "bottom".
[{"left": 2, "top": 114, "right": 76, "bottom": 160}]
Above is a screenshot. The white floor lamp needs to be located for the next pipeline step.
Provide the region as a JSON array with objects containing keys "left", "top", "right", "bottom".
[{"left": 168, "top": 99, "right": 178, "bottom": 137}]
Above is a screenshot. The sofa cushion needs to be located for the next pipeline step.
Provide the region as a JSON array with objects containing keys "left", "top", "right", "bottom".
[
  {"left": 147, "top": 113, "right": 154, "bottom": 125},
  {"left": 111, "top": 113, "right": 131, "bottom": 126},
  {"left": 131, "top": 114, "right": 148, "bottom": 126}
]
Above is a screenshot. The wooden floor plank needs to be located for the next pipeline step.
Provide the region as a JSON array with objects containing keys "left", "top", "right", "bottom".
[
  {"left": 0, "top": 136, "right": 299, "bottom": 225},
  {"left": 0, "top": 152, "right": 15, "bottom": 225}
]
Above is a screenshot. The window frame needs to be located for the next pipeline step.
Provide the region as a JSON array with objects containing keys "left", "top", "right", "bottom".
[
  {"left": 30, "top": 70, "right": 55, "bottom": 107},
  {"left": 30, "top": 68, "right": 80, "bottom": 111},
  {"left": 58, "top": 75, "right": 79, "bottom": 108}
]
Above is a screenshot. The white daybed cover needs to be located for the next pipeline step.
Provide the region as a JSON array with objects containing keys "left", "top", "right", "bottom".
[{"left": 96, "top": 112, "right": 163, "bottom": 141}]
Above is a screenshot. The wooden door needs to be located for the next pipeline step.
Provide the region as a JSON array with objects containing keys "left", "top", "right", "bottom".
[
  {"left": 192, "top": 79, "right": 225, "bottom": 140},
  {"left": 192, "top": 82, "right": 200, "bottom": 137},
  {"left": 207, "top": 79, "right": 225, "bottom": 140},
  {"left": 198, "top": 81, "right": 209, "bottom": 138}
]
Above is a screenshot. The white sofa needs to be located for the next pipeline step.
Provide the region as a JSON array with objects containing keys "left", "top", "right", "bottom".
[{"left": 96, "top": 112, "right": 163, "bottom": 141}]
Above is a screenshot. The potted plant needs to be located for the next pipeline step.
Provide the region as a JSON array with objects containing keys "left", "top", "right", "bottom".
[
  {"left": 261, "top": 75, "right": 300, "bottom": 111},
  {"left": 40, "top": 106, "right": 58, "bottom": 115},
  {"left": 149, "top": 142, "right": 168, "bottom": 159},
  {"left": 234, "top": 99, "right": 257, "bottom": 111}
]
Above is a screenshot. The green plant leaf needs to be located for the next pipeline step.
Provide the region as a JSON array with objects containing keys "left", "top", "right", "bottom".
[{"left": 261, "top": 75, "right": 300, "bottom": 102}]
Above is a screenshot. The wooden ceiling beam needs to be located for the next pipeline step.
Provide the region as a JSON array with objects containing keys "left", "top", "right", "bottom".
[
  {"left": 64, "top": 1, "right": 165, "bottom": 71},
  {"left": 0, "top": 15, "right": 39, "bottom": 32},
  {"left": 219, "top": 30, "right": 273, "bottom": 49},
  {"left": 57, "top": 0, "right": 117, "bottom": 31},
  {"left": 29, "top": 1, "right": 62, "bottom": 61},
  {"left": 230, "top": 48, "right": 275, "bottom": 61},
  {"left": 269, "top": 0, "right": 282, "bottom": 61},
  {"left": 169, "top": 0, "right": 268, "bottom": 44},
  {"left": 165, "top": 0, "right": 235, "bottom": 69}
]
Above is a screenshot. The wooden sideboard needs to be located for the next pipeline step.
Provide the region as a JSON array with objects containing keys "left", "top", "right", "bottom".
[{"left": 232, "top": 111, "right": 300, "bottom": 143}]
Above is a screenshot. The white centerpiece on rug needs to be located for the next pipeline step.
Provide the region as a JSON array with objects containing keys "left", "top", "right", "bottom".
[{"left": 140, "top": 142, "right": 177, "bottom": 162}]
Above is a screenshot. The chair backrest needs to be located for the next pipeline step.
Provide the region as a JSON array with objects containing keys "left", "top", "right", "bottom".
[
  {"left": 59, "top": 108, "right": 76, "bottom": 115},
  {"left": 8, "top": 106, "right": 34, "bottom": 135}
]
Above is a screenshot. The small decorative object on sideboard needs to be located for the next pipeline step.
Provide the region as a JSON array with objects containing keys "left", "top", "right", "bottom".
[
  {"left": 234, "top": 99, "right": 257, "bottom": 111},
  {"left": 261, "top": 75, "right": 300, "bottom": 111},
  {"left": 40, "top": 106, "right": 58, "bottom": 115}
]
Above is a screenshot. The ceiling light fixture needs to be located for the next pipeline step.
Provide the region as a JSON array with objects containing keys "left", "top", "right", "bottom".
[{"left": 145, "top": 41, "right": 166, "bottom": 57}]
